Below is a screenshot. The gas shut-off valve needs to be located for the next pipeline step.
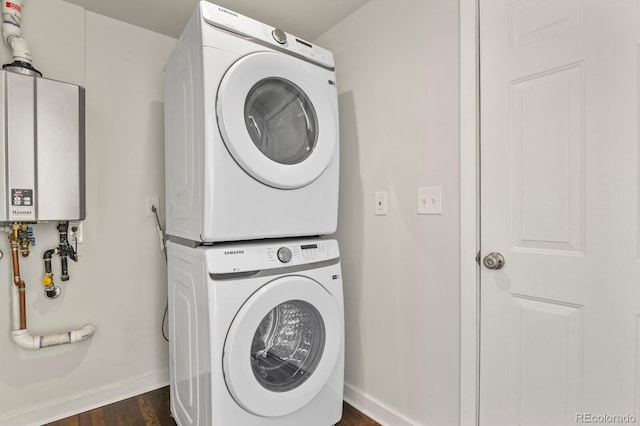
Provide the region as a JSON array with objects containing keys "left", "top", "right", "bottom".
[{"left": 42, "top": 221, "right": 79, "bottom": 299}]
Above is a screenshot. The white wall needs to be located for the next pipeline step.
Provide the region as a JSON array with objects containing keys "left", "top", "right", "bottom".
[
  {"left": 0, "top": 1, "right": 175, "bottom": 424},
  {"left": 315, "top": 1, "right": 460, "bottom": 425}
]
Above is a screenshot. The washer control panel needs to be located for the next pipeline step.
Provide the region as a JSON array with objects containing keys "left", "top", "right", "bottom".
[
  {"left": 205, "top": 239, "right": 338, "bottom": 274},
  {"left": 265, "top": 241, "right": 333, "bottom": 264}
]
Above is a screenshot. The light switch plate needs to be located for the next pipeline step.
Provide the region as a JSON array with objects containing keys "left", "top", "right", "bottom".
[{"left": 417, "top": 187, "right": 442, "bottom": 215}]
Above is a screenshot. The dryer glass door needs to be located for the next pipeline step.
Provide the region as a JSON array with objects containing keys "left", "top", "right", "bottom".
[
  {"left": 217, "top": 52, "right": 337, "bottom": 189},
  {"left": 245, "top": 78, "right": 318, "bottom": 165},
  {"left": 223, "top": 275, "right": 342, "bottom": 417}
]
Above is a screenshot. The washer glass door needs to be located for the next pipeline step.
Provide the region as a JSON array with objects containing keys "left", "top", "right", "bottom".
[
  {"left": 223, "top": 275, "right": 342, "bottom": 417},
  {"left": 217, "top": 52, "right": 337, "bottom": 189},
  {"left": 250, "top": 300, "right": 325, "bottom": 392}
]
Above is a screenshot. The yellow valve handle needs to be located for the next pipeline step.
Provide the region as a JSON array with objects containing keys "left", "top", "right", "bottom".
[{"left": 42, "top": 274, "right": 53, "bottom": 287}]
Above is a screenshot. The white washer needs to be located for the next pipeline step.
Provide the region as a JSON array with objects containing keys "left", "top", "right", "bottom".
[
  {"left": 164, "top": 1, "right": 340, "bottom": 243},
  {"left": 167, "top": 238, "right": 344, "bottom": 426}
]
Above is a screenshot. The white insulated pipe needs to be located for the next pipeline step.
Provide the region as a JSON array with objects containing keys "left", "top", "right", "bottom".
[
  {"left": 2, "top": 0, "right": 31, "bottom": 64},
  {"left": 10, "top": 282, "right": 96, "bottom": 350},
  {"left": 12, "top": 326, "right": 96, "bottom": 350}
]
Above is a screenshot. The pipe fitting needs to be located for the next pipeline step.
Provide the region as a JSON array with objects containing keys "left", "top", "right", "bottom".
[
  {"left": 2, "top": 0, "right": 31, "bottom": 63},
  {"left": 10, "top": 223, "right": 30, "bottom": 256},
  {"left": 9, "top": 222, "right": 19, "bottom": 242},
  {"left": 41, "top": 271, "right": 60, "bottom": 298},
  {"left": 43, "top": 248, "right": 55, "bottom": 271},
  {"left": 11, "top": 325, "right": 96, "bottom": 349},
  {"left": 10, "top": 285, "right": 96, "bottom": 349},
  {"left": 19, "top": 240, "right": 29, "bottom": 257},
  {"left": 44, "top": 285, "right": 61, "bottom": 299}
]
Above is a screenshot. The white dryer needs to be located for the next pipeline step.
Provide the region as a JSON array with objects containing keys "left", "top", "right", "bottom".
[
  {"left": 164, "top": 1, "right": 339, "bottom": 243},
  {"left": 167, "top": 238, "right": 344, "bottom": 426}
]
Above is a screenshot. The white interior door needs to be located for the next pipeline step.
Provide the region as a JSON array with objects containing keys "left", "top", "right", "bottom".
[{"left": 480, "top": 1, "right": 640, "bottom": 424}]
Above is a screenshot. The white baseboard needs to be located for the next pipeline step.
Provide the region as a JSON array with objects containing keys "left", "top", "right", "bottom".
[
  {"left": 0, "top": 370, "right": 169, "bottom": 426},
  {"left": 343, "top": 382, "right": 420, "bottom": 426}
]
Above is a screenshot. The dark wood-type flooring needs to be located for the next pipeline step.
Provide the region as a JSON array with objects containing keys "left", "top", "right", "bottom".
[{"left": 44, "top": 386, "right": 381, "bottom": 426}]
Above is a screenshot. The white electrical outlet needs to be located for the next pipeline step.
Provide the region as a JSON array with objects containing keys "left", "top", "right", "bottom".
[
  {"left": 374, "top": 191, "right": 388, "bottom": 215},
  {"left": 69, "top": 222, "right": 83, "bottom": 244},
  {"left": 145, "top": 196, "right": 160, "bottom": 217}
]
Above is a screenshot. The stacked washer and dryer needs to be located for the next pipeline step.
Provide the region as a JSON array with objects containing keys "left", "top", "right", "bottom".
[{"left": 163, "top": 2, "right": 344, "bottom": 426}]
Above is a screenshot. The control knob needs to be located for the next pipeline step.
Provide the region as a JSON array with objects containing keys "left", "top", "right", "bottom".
[
  {"left": 277, "top": 247, "right": 292, "bottom": 263},
  {"left": 272, "top": 28, "right": 287, "bottom": 44}
]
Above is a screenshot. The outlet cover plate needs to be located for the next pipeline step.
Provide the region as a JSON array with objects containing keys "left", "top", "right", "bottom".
[{"left": 374, "top": 191, "right": 388, "bottom": 215}]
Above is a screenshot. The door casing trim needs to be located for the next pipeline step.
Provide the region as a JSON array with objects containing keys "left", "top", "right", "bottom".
[{"left": 459, "top": 0, "right": 480, "bottom": 424}]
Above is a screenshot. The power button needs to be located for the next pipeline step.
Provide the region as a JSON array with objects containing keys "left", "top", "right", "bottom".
[{"left": 277, "top": 247, "right": 292, "bottom": 263}]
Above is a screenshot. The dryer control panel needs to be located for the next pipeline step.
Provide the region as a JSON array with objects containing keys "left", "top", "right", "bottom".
[
  {"left": 205, "top": 239, "right": 338, "bottom": 275},
  {"left": 199, "top": 1, "right": 335, "bottom": 69}
]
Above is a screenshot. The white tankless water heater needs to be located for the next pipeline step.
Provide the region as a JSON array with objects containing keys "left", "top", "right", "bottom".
[{"left": 0, "top": 69, "right": 85, "bottom": 222}]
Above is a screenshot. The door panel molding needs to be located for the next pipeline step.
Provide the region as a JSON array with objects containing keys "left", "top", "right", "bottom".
[
  {"left": 510, "top": 62, "right": 585, "bottom": 255},
  {"left": 509, "top": 0, "right": 583, "bottom": 48},
  {"left": 507, "top": 294, "right": 583, "bottom": 424}
]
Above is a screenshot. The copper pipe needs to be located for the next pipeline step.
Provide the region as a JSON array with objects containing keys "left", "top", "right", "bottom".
[
  {"left": 9, "top": 226, "right": 26, "bottom": 329},
  {"left": 18, "top": 281, "right": 26, "bottom": 330}
]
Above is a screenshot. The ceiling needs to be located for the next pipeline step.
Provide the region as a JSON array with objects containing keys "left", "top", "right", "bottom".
[{"left": 61, "top": 0, "right": 369, "bottom": 41}]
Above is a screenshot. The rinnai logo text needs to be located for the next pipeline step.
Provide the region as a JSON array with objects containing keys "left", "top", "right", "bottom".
[
  {"left": 576, "top": 413, "right": 637, "bottom": 424},
  {"left": 11, "top": 209, "right": 31, "bottom": 216},
  {"left": 218, "top": 7, "right": 238, "bottom": 17},
  {"left": 224, "top": 250, "right": 244, "bottom": 255}
]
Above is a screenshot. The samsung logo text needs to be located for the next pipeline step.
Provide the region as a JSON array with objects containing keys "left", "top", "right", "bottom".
[
  {"left": 218, "top": 7, "right": 238, "bottom": 17},
  {"left": 224, "top": 250, "right": 244, "bottom": 255}
]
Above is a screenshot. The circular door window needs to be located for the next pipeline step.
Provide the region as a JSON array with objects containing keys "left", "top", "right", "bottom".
[
  {"left": 217, "top": 52, "right": 337, "bottom": 189},
  {"left": 223, "top": 276, "right": 342, "bottom": 417},
  {"left": 251, "top": 300, "right": 325, "bottom": 392},
  {"left": 245, "top": 78, "right": 318, "bottom": 166}
]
